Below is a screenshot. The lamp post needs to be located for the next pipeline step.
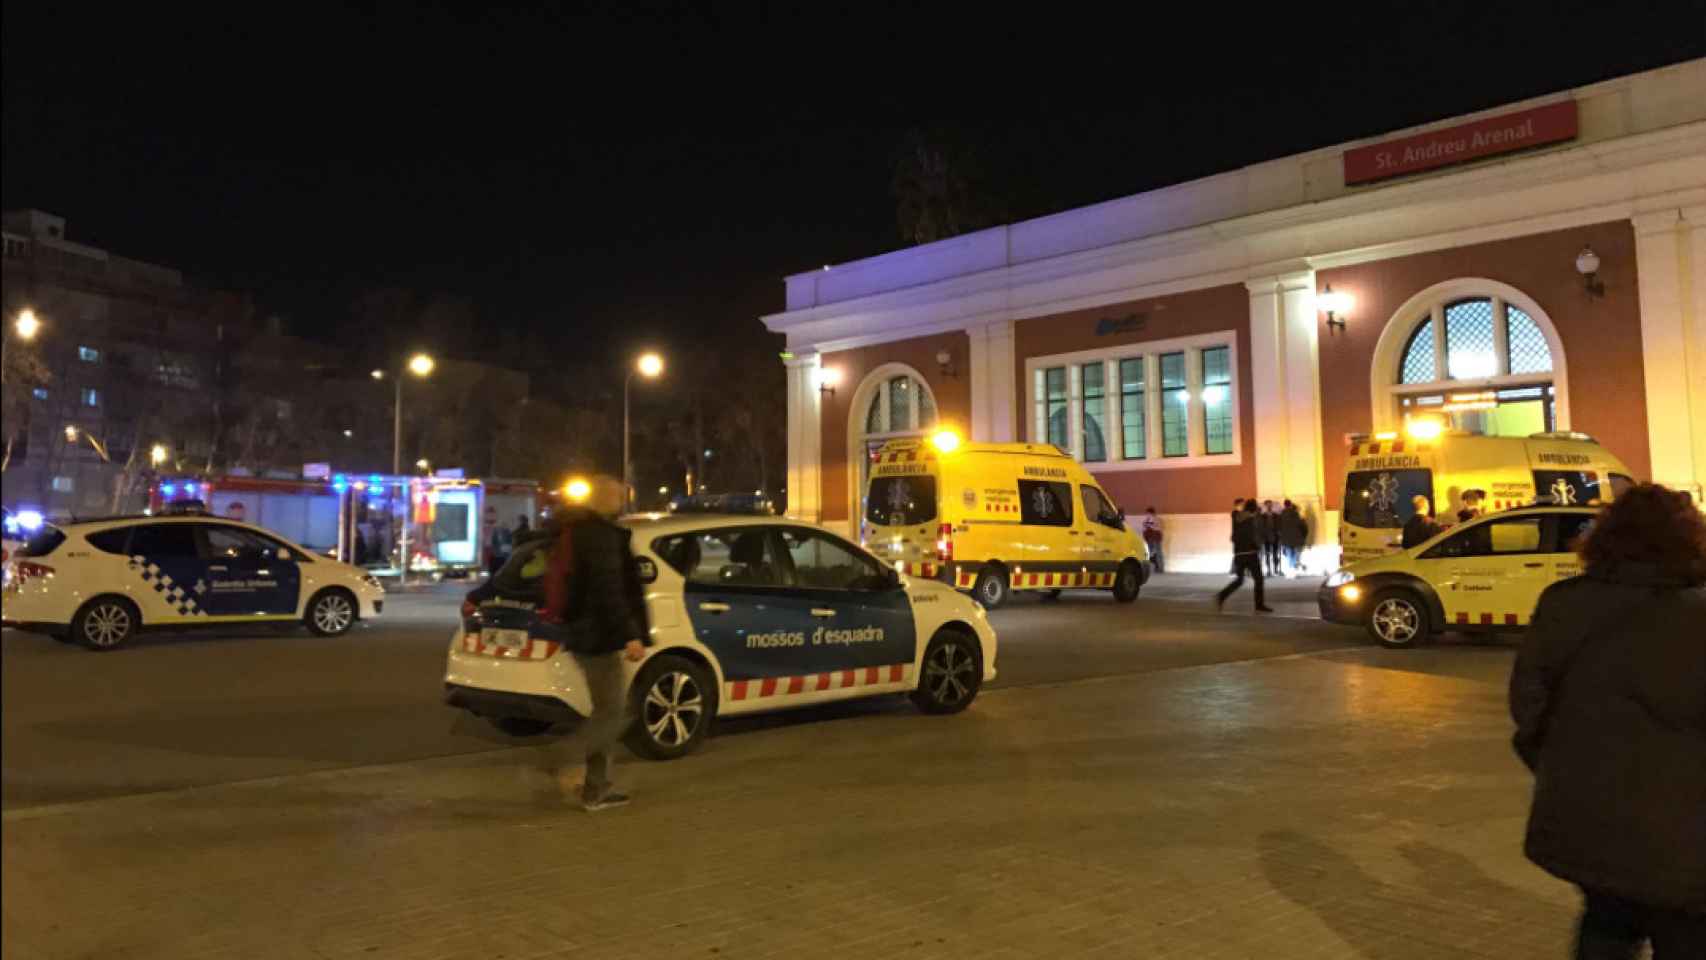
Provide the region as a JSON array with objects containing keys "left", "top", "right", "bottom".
[
  {"left": 623, "top": 352, "right": 664, "bottom": 511},
  {"left": 373, "top": 353, "right": 434, "bottom": 584}
]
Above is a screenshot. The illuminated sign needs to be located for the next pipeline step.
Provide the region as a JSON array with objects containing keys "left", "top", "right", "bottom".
[{"left": 1344, "top": 101, "right": 1578, "bottom": 186}]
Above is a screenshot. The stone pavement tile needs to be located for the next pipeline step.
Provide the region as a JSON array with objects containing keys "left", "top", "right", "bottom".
[{"left": 3, "top": 648, "right": 1588, "bottom": 960}]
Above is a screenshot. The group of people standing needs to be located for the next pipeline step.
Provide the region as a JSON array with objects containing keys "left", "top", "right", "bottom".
[{"left": 1214, "top": 498, "right": 1310, "bottom": 612}]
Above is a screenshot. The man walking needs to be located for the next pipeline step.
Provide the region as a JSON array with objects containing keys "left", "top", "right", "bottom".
[
  {"left": 542, "top": 475, "right": 651, "bottom": 811},
  {"left": 1140, "top": 506, "right": 1165, "bottom": 574},
  {"left": 1229, "top": 498, "right": 1245, "bottom": 574},
  {"left": 1217, "top": 499, "right": 1273, "bottom": 613}
]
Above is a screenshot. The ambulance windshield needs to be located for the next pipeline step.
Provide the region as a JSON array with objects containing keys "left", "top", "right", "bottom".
[
  {"left": 1343, "top": 469, "right": 1433, "bottom": 529},
  {"left": 866, "top": 476, "right": 937, "bottom": 526}
]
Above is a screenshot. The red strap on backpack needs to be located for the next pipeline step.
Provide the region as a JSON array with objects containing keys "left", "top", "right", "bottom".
[{"left": 541, "top": 525, "right": 574, "bottom": 622}]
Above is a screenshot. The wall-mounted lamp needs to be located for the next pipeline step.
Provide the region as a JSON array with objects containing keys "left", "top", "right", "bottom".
[
  {"left": 817, "top": 367, "right": 840, "bottom": 398},
  {"left": 1575, "top": 246, "right": 1604, "bottom": 299},
  {"left": 936, "top": 349, "right": 957, "bottom": 378},
  {"left": 1318, "top": 284, "right": 1353, "bottom": 335}
]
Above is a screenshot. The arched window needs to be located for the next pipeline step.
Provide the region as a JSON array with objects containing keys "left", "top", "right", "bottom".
[
  {"left": 862, "top": 374, "right": 936, "bottom": 438},
  {"left": 850, "top": 369, "right": 940, "bottom": 536},
  {"left": 1392, "top": 293, "right": 1558, "bottom": 437}
]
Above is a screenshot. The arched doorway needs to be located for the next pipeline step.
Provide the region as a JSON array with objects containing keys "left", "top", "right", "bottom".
[
  {"left": 1369, "top": 279, "right": 1569, "bottom": 436},
  {"left": 847, "top": 364, "right": 938, "bottom": 539}
]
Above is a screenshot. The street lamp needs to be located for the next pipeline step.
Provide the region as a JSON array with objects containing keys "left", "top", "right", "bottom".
[
  {"left": 378, "top": 353, "right": 434, "bottom": 585},
  {"left": 14, "top": 309, "right": 41, "bottom": 341},
  {"left": 150, "top": 444, "right": 168, "bottom": 467},
  {"left": 623, "top": 351, "right": 664, "bottom": 511}
]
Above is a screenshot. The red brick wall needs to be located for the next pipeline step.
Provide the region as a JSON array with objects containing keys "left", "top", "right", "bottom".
[
  {"left": 1317, "top": 220, "right": 1648, "bottom": 509},
  {"left": 1013, "top": 284, "right": 1256, "bottom": 514},
  {"left": 817, "top": 331, "right": 971, "bottom": 523}
]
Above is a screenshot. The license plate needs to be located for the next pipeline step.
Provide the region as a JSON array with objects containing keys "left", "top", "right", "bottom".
[{"left": 485, "top": 628, "right": 528, "bottom": 651}]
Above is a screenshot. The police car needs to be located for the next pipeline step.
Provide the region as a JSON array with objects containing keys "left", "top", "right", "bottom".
[
  {"left": 444, "top": 513, "right": 998, "bottom": 759},
  {"left": 1319, "top": 504, "right": 1596, "bottom": 648},
  {"left": 1, "top": 514, "right": 385, "bottom": 649}
]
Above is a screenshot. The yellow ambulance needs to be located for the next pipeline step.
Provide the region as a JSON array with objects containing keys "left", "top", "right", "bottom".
[
  {"left": 862, "top": 433, "right": 1149, "bottom": 609},
  {"left": 1338, "top": 424, "right": 1634, "bottom": 565}
]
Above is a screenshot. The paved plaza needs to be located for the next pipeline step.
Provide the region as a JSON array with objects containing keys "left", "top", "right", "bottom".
[{"left": 2, "top": 584, "right": 1582, "bottom": 958}]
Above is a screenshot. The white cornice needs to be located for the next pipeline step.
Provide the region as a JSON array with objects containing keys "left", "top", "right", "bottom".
[{"left": 769, "top": 122, "right": 1706, "bottom": 352}]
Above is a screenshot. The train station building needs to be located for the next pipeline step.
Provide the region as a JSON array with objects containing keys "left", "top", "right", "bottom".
[{"left": 763, "top": 58, "right": 1706, "bottom": 569}]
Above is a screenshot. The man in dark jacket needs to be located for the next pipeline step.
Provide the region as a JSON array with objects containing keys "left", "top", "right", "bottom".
[
  {"left": 1278, "top": 500, "right": 1308, "bottom": 576},
  {"left": 1216, "top": 499, "right": 1272, "bottom": 613},
  {"left": 1400, "top": 495, "right": 1440, "bottom": 549},
  {"left": 1509, "top": 484, "right": 1706, "bottom": 956},
  {"left": 542, "top": 475, "right": 651, "bottom": 811}
]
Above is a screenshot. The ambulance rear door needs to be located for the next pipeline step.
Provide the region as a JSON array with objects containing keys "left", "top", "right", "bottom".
[{"left": 863, "top": 446, "right": 940, "bottom": 577}]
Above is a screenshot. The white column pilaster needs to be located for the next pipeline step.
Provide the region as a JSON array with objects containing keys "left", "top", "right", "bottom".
[
  {"left": 966, "top": 324, "right": 993, "bottom": 441},
  {"left": 783, "top": 351, "right": 823, "bottom": 521},
  {"left": 986, "top": 319, "right": 1017, "bottom": 442},
  {"left": 1687, "top": 206, "right": 1706, "bottom": 501},
  {"left": 1279, "top": 277, "right": 1327, "bottom": 505},
  {"left": 1246, "top": 277, "right": 1289, "bottom": 500},
  {"left": 1634, "top": 208, "right": 1702, "bottom": 498}
]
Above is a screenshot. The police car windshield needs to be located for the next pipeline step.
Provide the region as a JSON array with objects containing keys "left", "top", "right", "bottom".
[
  {"left": 866, "top": 476, "right": 936, "bottom": 526},
  {"left": 1344, "top": 468, "right": 1433, "bottom": 529}
]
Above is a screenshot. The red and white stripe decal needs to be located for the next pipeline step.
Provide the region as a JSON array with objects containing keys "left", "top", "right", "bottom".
[
  {"left": 955, "top": 569, "right": 977, "bottom": 588},
  {"left": 1453, "top": 611, "right": 1528, "bottom": 626},
  {"left": 1015, "top": 571, "right": 1116, "bottom": 589},
  {"left": 460, "top": 633, "right": 561, "bottom": 660},
  {"left": 898, "top": 561, "right": 939, "bottom": 578},
  {"left": 727, "top": 663, "right": 910, "bottom": 703}
]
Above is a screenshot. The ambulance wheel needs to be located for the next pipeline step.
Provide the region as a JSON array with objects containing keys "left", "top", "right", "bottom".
[
  {"left": 625, "top": 655, "right": 716, "bottom": 761},
  {"left": 972, "top": 566, "right": 1009, "bottom": 609},
  {"left": 911, "top": 628, "right": 983, "bottom": 715},
  {"left": 1368, "top": 589, "right": 1429, "bottom": 649},
  {"left": 491, "top": 717, "right": 552, "bottom": 737},
  {"left": 305, "top": 588, "right": 357, "bottom": 637},
  {"left": 72, "top": 596, "right": 140, "bottom": 651},
  {"left": 1112, "top": 561, "right": 1143, "bottom": 603}
]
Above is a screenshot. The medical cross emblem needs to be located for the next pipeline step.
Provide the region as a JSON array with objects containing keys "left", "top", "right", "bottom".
[
  {"left": 1031, "top": 486, "right": 1054, "bottom": 517},
  {"left": 1550, "top": 478, "right": 1577, "bottom": 505},
  {"left": 1369, "top": 472, "right": 1400, "bottom": 512}
]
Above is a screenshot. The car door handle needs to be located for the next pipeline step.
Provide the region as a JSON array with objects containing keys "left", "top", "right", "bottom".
[
  {"left": 1523, "top": 562, "right": 1544, "bottom": 568},
  {"left": 698, "top": 602, "right": 731, "bottom": 614},
  {"left": 209, "top": 565, "right": 229, "bottom": 572},
  {"left": 811, "top": 608, "right": 837, "bottom": 618}
]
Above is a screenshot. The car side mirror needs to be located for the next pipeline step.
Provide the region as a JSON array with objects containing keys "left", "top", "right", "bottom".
[{"left": 885, "top": 567, "right": 904, "bottom": 590}]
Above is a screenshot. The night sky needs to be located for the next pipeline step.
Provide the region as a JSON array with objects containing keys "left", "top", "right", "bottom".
[{"left": 4, "top": 3, "right": 1703, "bottom": 363}]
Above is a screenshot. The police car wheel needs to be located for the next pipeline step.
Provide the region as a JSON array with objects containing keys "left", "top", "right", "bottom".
[
  {"left": 624, "top": 655, "right": 716, "bottom": 761},
  {"left": 911, "top": 629, "right": 983, "bottom": 715},
  {"left": 1367, "top": 590, "right": 1429, "bottom": 649},
  {"left": 972, "top": 567, "right": 1009, "bottom": 609},
  {"left": 73, "top": 597, "right": 139, "bottom": 651},
  {"left": 1112, "top": 561, "right": 1143, "bottom": 603},
  {"left": 306, "top": 589, "right": 357, "bottom": 637}
]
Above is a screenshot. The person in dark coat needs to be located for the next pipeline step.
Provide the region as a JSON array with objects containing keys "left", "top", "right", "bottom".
[
  {"left": 1400, "top": 494, "right": 1441, "bottom": 549},
  {"left": 1278, "top": 500, "right": 1308, "bottom": 576},
  {"left": 1216, "top": 498, "right": 1272, "bottom": 613},
  {"left": 1509, "top": 483, "right": 1706, "bottom": 957},
  {"left": 541, "top": 475, "right": 652, "bottom": 811},
  {"left": 1260, "top": 500, "right": 1282, "bottom": 576},
  {"left": 1229, "top": 498, "right": 1245, "bottom": 574}
]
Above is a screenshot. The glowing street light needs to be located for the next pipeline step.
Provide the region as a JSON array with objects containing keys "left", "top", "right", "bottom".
[
  {"left": 623, "top": 351, "right": 666, "bottom": 511},
  {"left": 14, "top": 309, "right": 41, "bottom": 341},
  {"left": 150, "top": 444, "right": 168, "bottom": 467},
  {"left": 408, "top": 353, "right": 435, "bottom": 377},
  {"left": 64, "top": 425, "right": 79, "bottom": 442}
]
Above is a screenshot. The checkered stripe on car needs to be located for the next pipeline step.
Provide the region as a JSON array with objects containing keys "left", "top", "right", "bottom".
[{"left": 129, "top": 556, "right": 206, "bottom": 618}]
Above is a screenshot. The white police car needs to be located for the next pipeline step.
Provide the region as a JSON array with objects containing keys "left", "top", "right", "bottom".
[
  {"left": 444, "top": 513, "right": 998, "bottom": 759},
  {"left": 1, "top": 514, "right": 385, "bottom": 649}
]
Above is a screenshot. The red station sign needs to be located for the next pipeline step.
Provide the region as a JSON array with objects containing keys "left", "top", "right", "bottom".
[{"left": 1344, "top": 100, "right": 1579, "bottom": 186}]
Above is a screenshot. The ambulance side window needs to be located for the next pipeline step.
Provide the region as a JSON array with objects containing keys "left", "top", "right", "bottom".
[
  {"left": 1608, "top": 474, "right": 1636, "bottom": 498},
  {"left": 1080, "top": 485, "right": 1121, "bottom": 529},
  {"left": 1018, "top": 480, "right": 1074, "bottom": 527}
]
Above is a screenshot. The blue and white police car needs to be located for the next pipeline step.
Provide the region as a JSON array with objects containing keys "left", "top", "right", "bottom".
[
  {"left": 444, "top": 513, "right": 998, "bottom": 759},
  {"left": 1, "top": 514, "right": 385, "bottom": 649}
]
